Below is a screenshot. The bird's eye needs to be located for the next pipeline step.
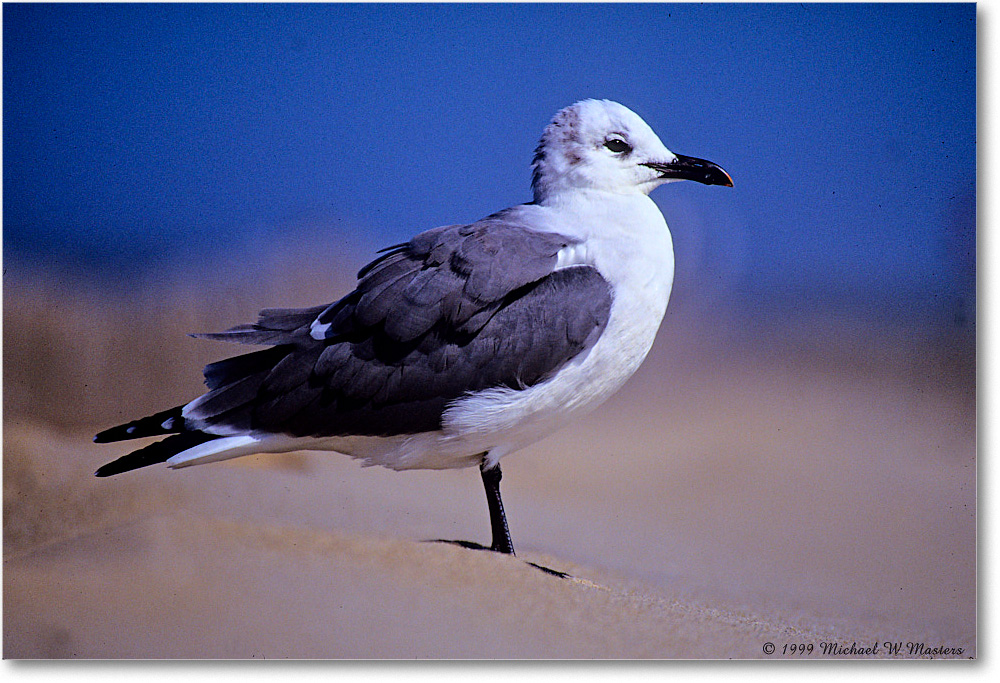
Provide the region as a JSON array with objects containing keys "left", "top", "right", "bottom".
[{"left": 604, "top": 137, "right": 632, "bottom": 154}]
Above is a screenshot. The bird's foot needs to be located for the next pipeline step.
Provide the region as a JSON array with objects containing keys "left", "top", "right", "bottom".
[{"left": 428, "top": 539, "right": 570, "bottom": 579}]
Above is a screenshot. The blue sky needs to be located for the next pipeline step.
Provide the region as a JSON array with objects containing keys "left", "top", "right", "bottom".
[{"left": 3, "top": 3, "right": 976, "bottom": 329}]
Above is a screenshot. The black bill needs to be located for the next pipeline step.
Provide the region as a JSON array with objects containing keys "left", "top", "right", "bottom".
[{"left": 642, "top": 154, "right": 733, "bottom": 187}]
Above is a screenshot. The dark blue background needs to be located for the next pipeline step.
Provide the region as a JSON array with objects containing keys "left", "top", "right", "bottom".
[{"left": 3, "top": 3, "right": 976, "bottom": 330}]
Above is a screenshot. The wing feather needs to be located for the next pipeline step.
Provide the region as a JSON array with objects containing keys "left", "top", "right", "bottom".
[{"left": 182, "top": 214, "right": 612, "bottom": 439}]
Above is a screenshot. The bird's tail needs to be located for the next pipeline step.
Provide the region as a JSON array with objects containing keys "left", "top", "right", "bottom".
[{"left": 94, "top": 431, "right": 219, "bottom": 477}]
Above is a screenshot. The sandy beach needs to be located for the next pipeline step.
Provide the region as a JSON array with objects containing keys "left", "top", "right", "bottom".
[{"left": 3, "top": 283, "right": 976, "bottom": 658}]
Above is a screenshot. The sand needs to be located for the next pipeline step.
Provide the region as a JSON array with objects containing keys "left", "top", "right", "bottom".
[{"left": 3, "top": 312, "right": 976, "bottom": 659}]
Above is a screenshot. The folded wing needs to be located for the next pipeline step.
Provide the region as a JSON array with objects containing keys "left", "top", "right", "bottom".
[{"left": 131, "top": 211, "right": 615, "bottom": 442}]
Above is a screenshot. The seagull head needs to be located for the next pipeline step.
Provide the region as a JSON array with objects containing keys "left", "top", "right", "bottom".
[{"left": 531, "top": 99, "right": 733, "bottom": 203}]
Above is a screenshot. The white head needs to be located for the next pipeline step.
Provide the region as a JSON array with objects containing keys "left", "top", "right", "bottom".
[{"left": 530, "top": 99, "right": 732, "bottom": 204}]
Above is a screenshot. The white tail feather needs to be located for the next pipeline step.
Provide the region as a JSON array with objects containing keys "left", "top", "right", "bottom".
[{"left": 166, "top": 434, "right": 308, "bottom": 469}]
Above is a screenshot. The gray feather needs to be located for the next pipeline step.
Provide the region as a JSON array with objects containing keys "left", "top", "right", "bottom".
[{"left": 183, "top": 215, "right": 612, "bottom": 439}]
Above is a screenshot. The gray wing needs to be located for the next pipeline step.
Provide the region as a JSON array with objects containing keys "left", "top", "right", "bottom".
[{"left": 186, "top": 212, "right": 613, "bottom": 438}]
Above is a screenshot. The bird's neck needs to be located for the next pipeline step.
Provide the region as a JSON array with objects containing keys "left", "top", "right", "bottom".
[
  {"left": 533, "top": 180, "right": 650, "bottom": 206},
  {"left": 533, "top": 189, "right": 675, "bottom": 311}
]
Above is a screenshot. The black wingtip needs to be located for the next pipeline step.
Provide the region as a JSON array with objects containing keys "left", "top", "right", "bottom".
[
  {"left": 94, "top": 455, "right": 139, "bottom": 477},
  {"left": 94, "top": 460, "right": 141, "bottom": 477},
  {"left": 93, "top": 428, "right": 118, "bottom": 444},
  {"left": 93, "top": 424, "right": 138, "bottom": 443},
  {"left": 94, "top": 432, "right": 218, "bottom": 477},
  {"left": 94, "top": 406, "right": 185, "bottom": 443},
  {"left": 95, "top": 456, "right": 133, "bottom": 477}
]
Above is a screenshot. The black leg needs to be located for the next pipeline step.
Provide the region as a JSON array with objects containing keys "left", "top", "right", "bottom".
[{"left": 480, "top": 457, "right": 514, "bottom": 555}]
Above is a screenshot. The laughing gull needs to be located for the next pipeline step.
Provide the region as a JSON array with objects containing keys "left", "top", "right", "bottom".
[{"left": 95, "top": 99, "right": 732, "bottom": 556}]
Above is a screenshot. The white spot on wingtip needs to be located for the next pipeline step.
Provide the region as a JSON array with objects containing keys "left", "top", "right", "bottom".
[
  {"left": 161, "top": 417, "right": 175, "bottom": 430},
  {"left": 310, "top": 319, "right": 331, "bottom": 340},
  {"left": 126, "top": 426, "right": 137, "bottom": 435}
]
